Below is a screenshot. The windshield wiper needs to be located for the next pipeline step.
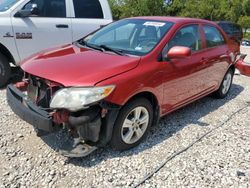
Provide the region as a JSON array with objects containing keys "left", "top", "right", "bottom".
[
  {"left": 99, "top": 45, "right": 126, "bottom": 56},
  {"left": 77, "top": 40, "right": 103, "bottom": 52},
  {"left": 77, "top": 40, "right": 126, "bottom": 56}
]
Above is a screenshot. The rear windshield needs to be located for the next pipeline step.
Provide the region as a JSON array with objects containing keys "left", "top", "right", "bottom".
[
  {"left": 219, "top": 23, "right": 234, "bottom": 34},
  {"left": 219, "top": 23, "right": 242, "bottom": 34},
  {"left": 0, "top": 0, "right": 19, "bottom": 12}
]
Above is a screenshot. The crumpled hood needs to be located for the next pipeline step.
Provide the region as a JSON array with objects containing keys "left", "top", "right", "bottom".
[{"left": 21, "top": 44, "right": 140, "bottom": 87}]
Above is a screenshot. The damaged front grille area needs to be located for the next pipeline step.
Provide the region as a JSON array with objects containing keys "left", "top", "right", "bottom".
[{"left": 26, "top": 74, "right": 61, "bottom": 109}]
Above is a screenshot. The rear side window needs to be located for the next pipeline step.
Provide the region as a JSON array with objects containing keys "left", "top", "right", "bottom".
[
  {"left": 204, "top": 25, "right": 225, "bottom": 48},
  {"left": 73, "top": 0, "right": 104, "bottom": 19},
  {"left": 24, "top": 0, "right": 66, "bottom": 18}
]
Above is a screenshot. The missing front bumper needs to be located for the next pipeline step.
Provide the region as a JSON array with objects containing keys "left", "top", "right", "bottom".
[
  {"left": 6, "top": 84, "right": 120, "bottom": 157},
  {"left": 6, "top": 85, "right": 55, "bottom": 136}
]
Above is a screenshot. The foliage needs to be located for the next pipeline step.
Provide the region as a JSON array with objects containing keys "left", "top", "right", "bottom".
[
  {"left": 243, "top": 0, "right": 250, "bottom": 16},
  {"left": 121, "top": 0, "right": 166, "bottom": 18},
  {"left": 243, "top": 32, "right": 250, "bottom": 40},
  {"left": 238, "top": 16, "right": 250, "bottom": 33},
  {"left": 108, "top": 0, "right": 250, "bottom": 27}
]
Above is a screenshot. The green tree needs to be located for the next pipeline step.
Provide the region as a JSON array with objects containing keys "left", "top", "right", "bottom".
[
  {"left": 108, "top": 0, "right": 123, "bottom": 20},
  {"left": 108, "top": 0, "right": 245, "bottom": 22},
  {"left": 119, "top": 0, "right": 166, "bottom": 18},
  {"left": 229, "top": 0, "right": 243, "bottom": 22},
  {"left": 238, "top": 16, "right": 250, "bottom": 34},
  {"left": 177, "top": 0, "right": 232, "bottom": 21},
  {"left": 165, "top": 0, "right": 186, "bottom": 16},
  {"left": 243, "top": 0, "right": 250, "bottom": 16}
]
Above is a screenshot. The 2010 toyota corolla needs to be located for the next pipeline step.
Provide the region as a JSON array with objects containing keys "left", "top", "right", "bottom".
[{"left": 6, "top": 17, "right": 250, "bottom": 157}]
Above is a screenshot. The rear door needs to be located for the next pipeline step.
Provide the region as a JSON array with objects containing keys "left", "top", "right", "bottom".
[
  {"left": 12, "top": 0, "right": 72, "bottom": 60},
  {"left": 70, "top": 0, "right": 113, "bottom": 41},
  {"left": 200, "top": 24, "right": 231, "bottom": 89}
]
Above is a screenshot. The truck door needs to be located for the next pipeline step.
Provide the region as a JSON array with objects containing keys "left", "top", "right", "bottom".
[
  {"left": 11, "top": 0, "right": 72, "bottom": 61},
  {"left": 70, "top": 0, "right": 113, "bottom": 41}
]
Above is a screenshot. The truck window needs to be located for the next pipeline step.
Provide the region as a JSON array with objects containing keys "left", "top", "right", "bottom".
[
  {"left": 73, "top": 0, "right": 104, "bottom": 19},
  {"left": 23, "top": 0, "right": 66, "bottom": 18},
  {"left": 0, "top": 0, "right": 19, "bottom": 12}
]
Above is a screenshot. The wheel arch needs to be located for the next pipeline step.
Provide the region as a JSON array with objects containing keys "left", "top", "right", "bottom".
[
  {"left": 228, "top": 64, "right": 236, "bottom": 74},
  {"left": 123, "top": 91, "right": 161, "bottom": 126},
  {"left": 0, "top": 43, "right": 15, "bottom": 65}
]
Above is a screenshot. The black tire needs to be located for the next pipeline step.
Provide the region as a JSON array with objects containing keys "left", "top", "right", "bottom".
[
  {"left": 213, "top": 69, "right": 234, "bottom": 99},
  {"left": 0, "top": 53, "right": 11, "bottom": 88},
  {"left": 111, "top": 98, "right": 153, "bottom": 151}
]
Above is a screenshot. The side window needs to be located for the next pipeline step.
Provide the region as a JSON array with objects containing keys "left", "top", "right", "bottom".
[
  {"left": 73, "top": 0, "right": 104, "bottom": 19},
  {"left": 163, "top": 25, "right": 202, "bottom": 55},
  {"left": 204, "top": 25, "right": 225, "bottom": 48},
  {"left": 23, "top": 0, "right": 66, "bottom": 18}
]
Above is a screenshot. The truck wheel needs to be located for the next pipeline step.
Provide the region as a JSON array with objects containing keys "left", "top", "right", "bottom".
[
  {"left": 0, "top": 54, "right": 11, "bottom": 88},
  {"left": 111, "top": 98, "right": 153, "bottom": 151},
  {"left": 213, "top": 69, "right": 233, "bottom": 99}
]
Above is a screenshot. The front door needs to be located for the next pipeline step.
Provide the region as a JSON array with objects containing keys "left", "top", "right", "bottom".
[
  {"left": 11, "top": 0, "right": 72, "bottom": 60},
  {"left": 161, "top": 24, "right": 210, "bottom": 113}
]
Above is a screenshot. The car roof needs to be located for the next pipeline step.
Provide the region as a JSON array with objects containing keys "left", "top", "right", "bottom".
[{"left": 127, "top": 16, "right": 216, "bottom": 25}]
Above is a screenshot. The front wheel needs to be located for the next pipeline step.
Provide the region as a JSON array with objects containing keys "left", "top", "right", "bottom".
[
  {"left": 0, "top": 54, "right": 11, "bottom": 88},
  {"left": 213, "top": 69, "right": 233, "bottom": 99},
  {"left": 111, "top": 98, "right": 153, "bottom": 151}
]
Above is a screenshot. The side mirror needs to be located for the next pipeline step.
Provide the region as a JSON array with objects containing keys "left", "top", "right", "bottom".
[
  {"left": 164, "top": 46, "right": 191, "bottom": 60},
  {"left": 14, "top": 4, "right": 39, "bottom": 18}
]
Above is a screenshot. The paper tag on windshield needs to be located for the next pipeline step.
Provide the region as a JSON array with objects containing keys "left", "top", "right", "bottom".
[{"left": 143, "top": 22, "right": 165, "bottom": 27}]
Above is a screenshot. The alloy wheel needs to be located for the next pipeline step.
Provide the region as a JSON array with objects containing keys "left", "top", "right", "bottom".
[
  {"left": 222, "top": 72, "right": 232, "bottom": 95},
  {"left": 121, "top": 106, "right": 149, "bottom": 144}
]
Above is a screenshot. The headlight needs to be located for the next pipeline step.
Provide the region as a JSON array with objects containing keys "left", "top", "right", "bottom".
[{"left": 50, "top": 85, "right": 115, "bottom": 111}]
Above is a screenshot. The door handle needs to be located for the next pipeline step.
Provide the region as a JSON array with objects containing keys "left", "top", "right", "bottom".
[{"left": 56, "top": 24, "right": 69, "bottom": 28}]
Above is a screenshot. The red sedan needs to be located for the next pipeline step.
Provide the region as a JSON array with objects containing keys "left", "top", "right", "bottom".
[{"left": 7, "top": 17, "right": 250, "bottom": 157}]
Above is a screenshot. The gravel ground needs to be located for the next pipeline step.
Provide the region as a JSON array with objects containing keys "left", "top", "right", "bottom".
[{"left": 0, "top": 48, "right": 250, "bottom": 188}]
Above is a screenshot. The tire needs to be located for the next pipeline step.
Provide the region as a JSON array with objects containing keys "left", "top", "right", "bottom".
[
  {"left": 213, "top": 69, "right": 234, "bottom": 99},
  {"left": 0, "top": 53, "right": 11, "bottom": 88},
  {"left": 111, "top": 98, "right": 153, "bottom": 151}
]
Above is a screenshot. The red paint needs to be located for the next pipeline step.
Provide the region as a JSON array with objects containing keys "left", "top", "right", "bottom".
[
  {"left": 52, "top": 110, "right": 69, "bottom": 124},
  {"left": 15, "top": 81, "right": 28, "bottom": 91},
  {"left": 21, "top": 45, "right": 140, "bottom": 87},
  {"left": 167, "top": 46, "right": 191, "bottom": 59},
  {"left": 236, "top": 59, "right": 250, "bottom": 76},
  {"left": 20, "top": 17, "right": 250, "bottom": 117}
]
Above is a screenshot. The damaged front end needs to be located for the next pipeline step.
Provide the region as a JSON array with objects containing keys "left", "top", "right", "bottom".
[{"left": 7, "top": 74, "right": 120, "bottom": 157}]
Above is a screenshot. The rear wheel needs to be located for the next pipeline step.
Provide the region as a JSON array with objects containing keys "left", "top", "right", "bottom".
[
  {"left": 111, "top": 98, "right": 153, "bottom": 151},
  {"left": 213, "top": 69, "right": 233, "bottom": 99},
  {"left": 0, "top": 53, "right": 11, "bottom": 88}
]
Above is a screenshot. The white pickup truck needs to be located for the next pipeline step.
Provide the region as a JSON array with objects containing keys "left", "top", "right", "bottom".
[{"left": 0, "top": 0, "right": 112, "bottom": 87}]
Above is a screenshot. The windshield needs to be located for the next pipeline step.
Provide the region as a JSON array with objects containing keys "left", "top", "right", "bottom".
[
  {"left": 0, "top": 0, "right": 19, "bottom": 12},
  {"left": 83, "top": 19, "right": 173, "bottom": 56}
]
